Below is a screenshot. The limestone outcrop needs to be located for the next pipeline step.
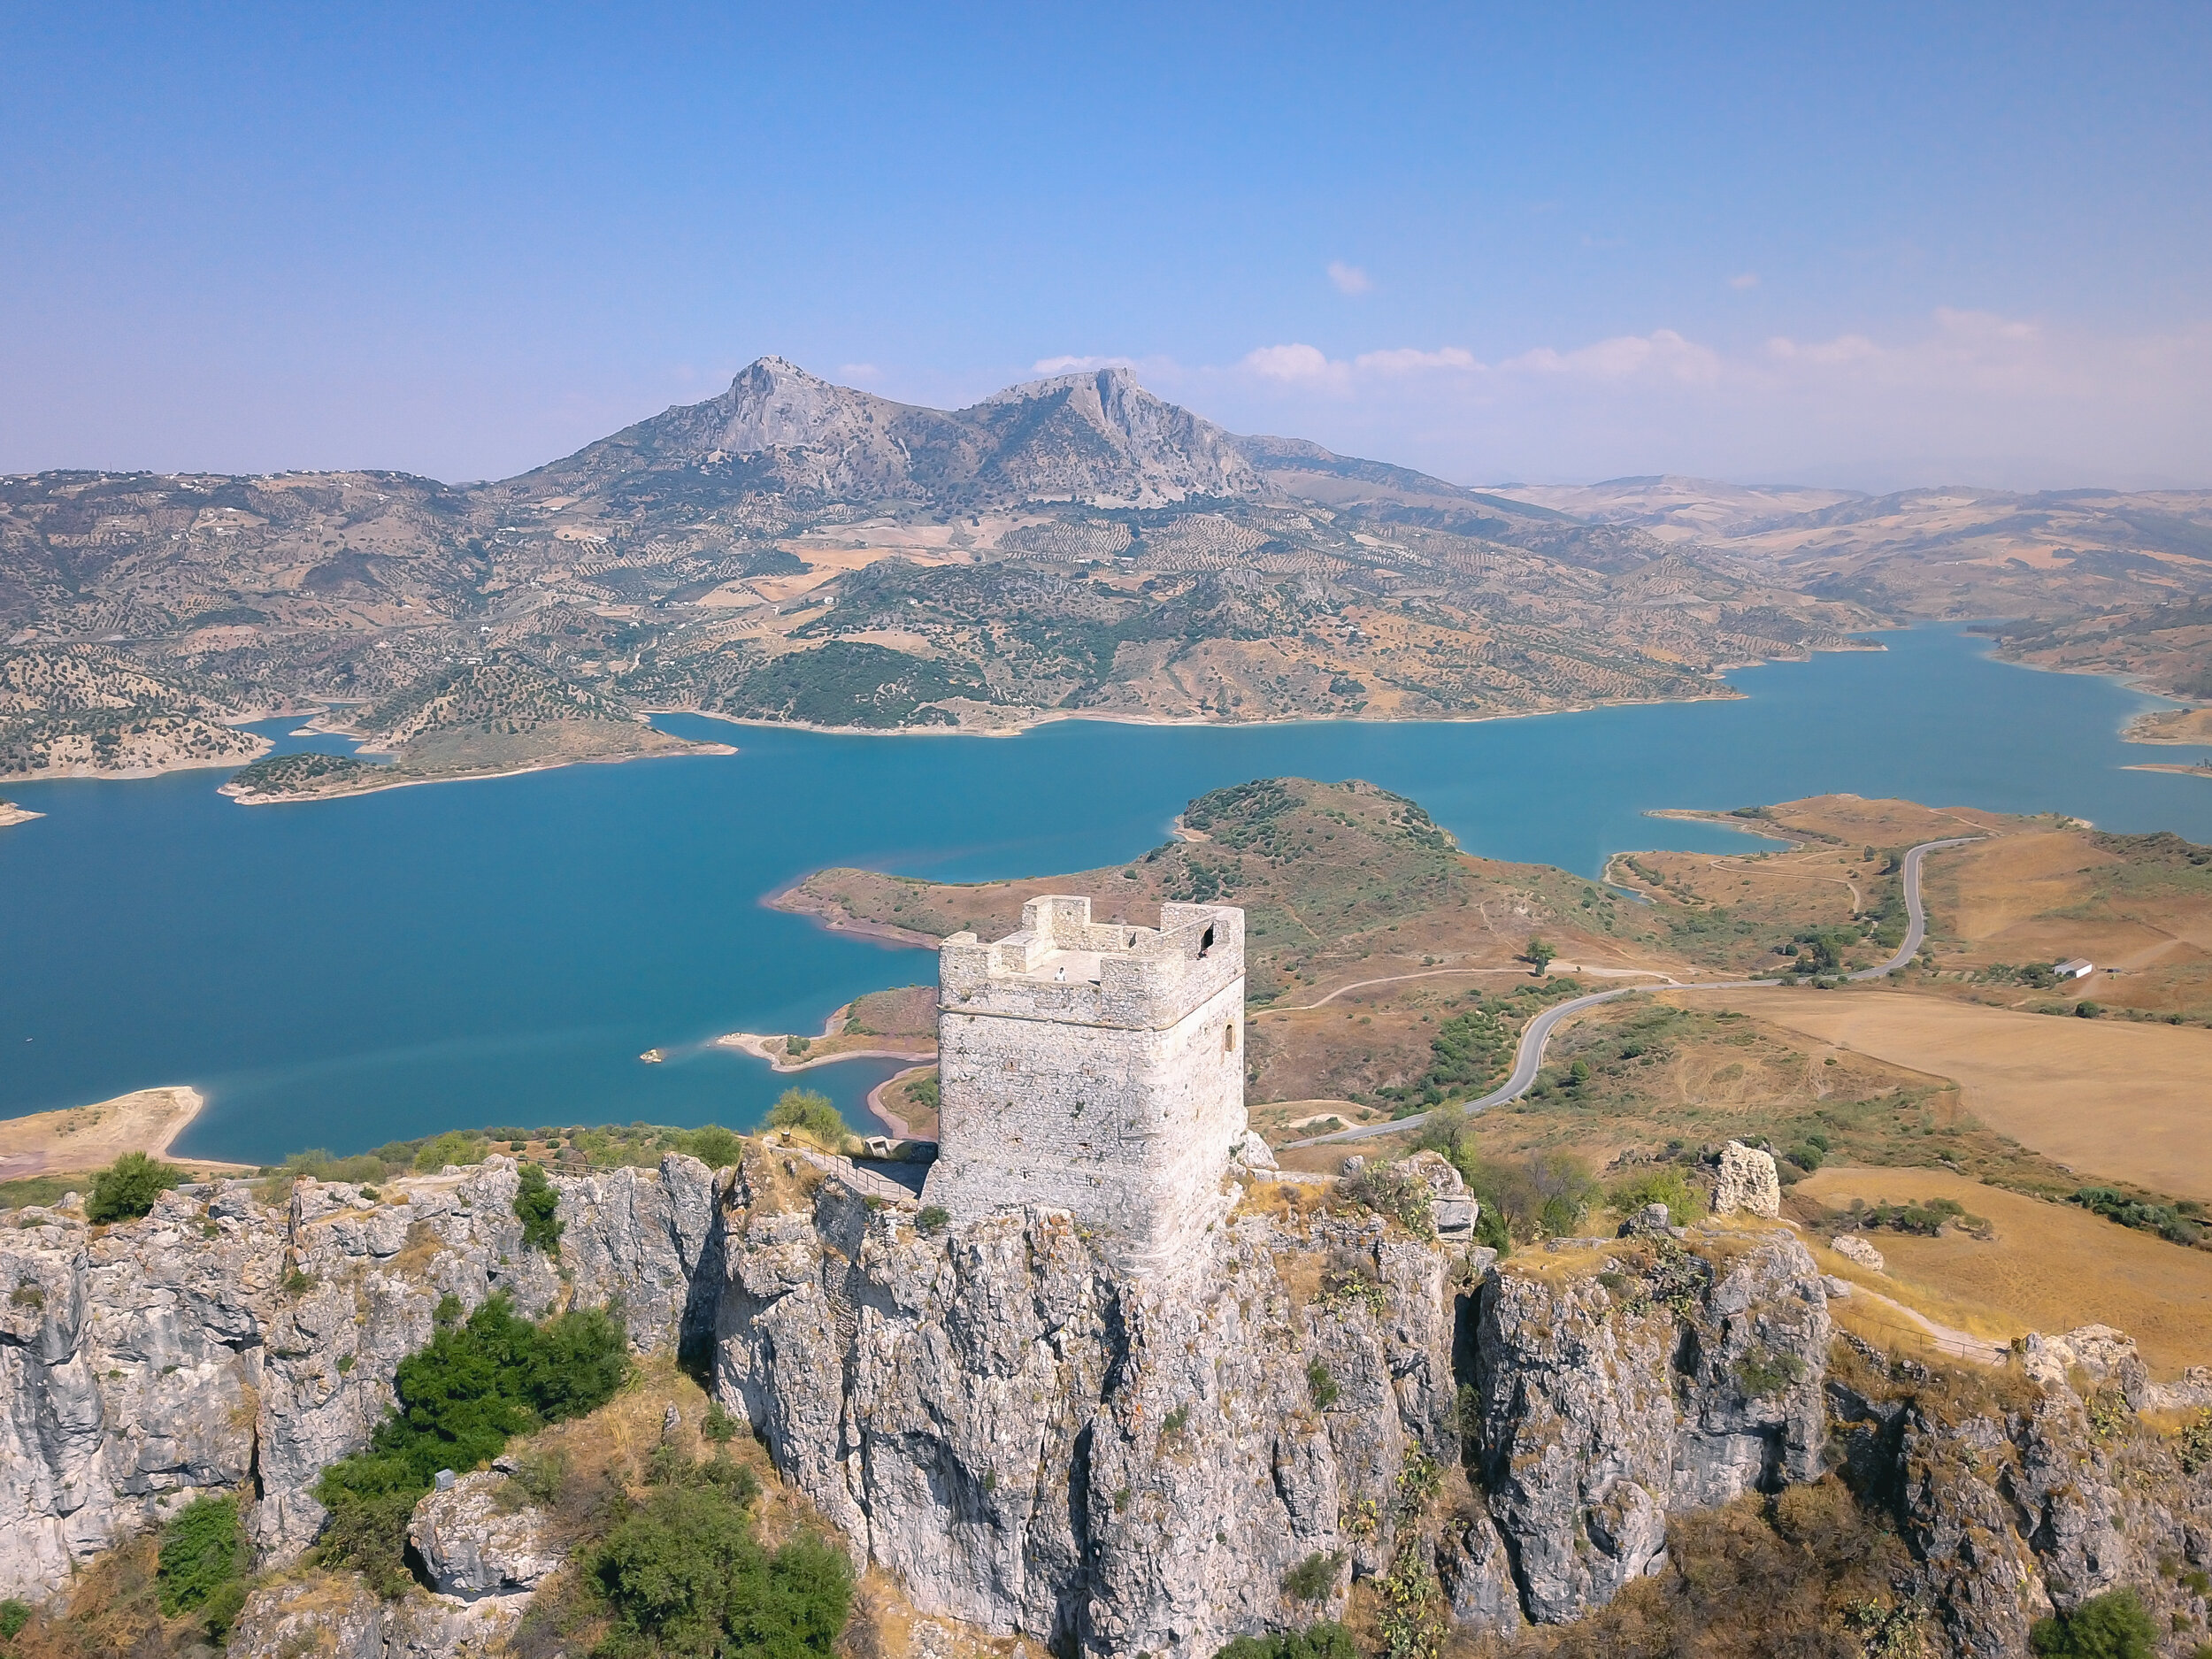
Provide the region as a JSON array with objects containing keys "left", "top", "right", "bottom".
[
  {"left": 0, "top": 1155, "right": 714, "bottom": 1596},
  {"left": 10, "top": 1143, "right": 2212, "bottom": 1659},
  {"left": 409, "top": 1471, "right": 560, "bottom": 1601},
  {"left": 225, "top": 1570, "right": 523, "bottom": 1659},
  {"left": 1831, "top": 1233, "right": 1885, "bottom": 1271},
  {"left": 1711, "top": 1140, "right": 1782, "bottom": 1217},
  {"left": 1466, "top": 1233, "right": 1830, "bottom": 1624}
]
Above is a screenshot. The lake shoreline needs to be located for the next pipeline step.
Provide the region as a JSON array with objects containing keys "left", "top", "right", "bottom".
[
  {"left": 14, "top": 624, "right": 2209, "bottom": 1167},
  {"left": 220, "top": 740, "right": 737, "bottom": 805}
]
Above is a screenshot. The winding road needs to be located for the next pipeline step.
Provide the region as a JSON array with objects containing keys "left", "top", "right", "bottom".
[{"left": 1283, "top": 835, "right": 1979, "bottom": 1148}]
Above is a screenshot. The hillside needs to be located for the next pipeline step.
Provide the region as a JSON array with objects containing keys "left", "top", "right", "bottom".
[
  {"left": 221, "top": 657, "right": 723, "bottom": 802},
  {"left": 8, "top": 365, "right": 2211, "bottom": 764},
  {"left": 0, "top": 361, "right": 1881, "bottom": 764},
  {"left": 0, "top": 644, "right": 268, "bottom": 777}
]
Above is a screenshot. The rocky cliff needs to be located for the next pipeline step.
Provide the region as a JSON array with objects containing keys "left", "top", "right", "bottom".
[
  {"left": 0, "top": 1155, "right": 714, "bottom": 1594},
  {"left": 7, "top": 1148, "right": 2212, "bottom": 1659},
  {"left": 516, "top": 358, "right": 1262, "bottom": 511}
]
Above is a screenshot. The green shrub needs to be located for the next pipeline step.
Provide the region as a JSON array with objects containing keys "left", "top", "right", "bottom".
[
  {"left": 2031, "top": 1587, "right": 2159, "bottom": 1658},
  {"left": 157, "top": 1494, "right": 250, "bottom": 1632},
  {"left": 1473, "top": 1204, "right": 1511, "bottom": 1256},
  {"left": 1282, "top": 1550, "right": 1347, "bottom": 1601},
  {"left": 1606, "top": 1165, "right": 1708, "bottom": 1227},
  {"left": 1734, "top": 1345, "right": 1809, "bottom": 1400},
  {"left": 1307, "top": 1360, "right": 1340, "bottom": 1410},
  {"left": 684, "top": 1124, "right": 742, "bottom": 1169},
  {"left": 2074, "top": 1187, "right": 2202, "bottom": 1246},
  {"left": 86, "top": 1151, "right": 183, "bottom": 1224},
  {"left": 413, "top": 1130, "right": 487, "bottom": 1173},
  {"left": 1217, "top": 1624, "right": 1357, "bottom": 1659},
  {"left": 514, "top": 1162, "right": 564, "bottom": 1254},
  {"left": 0, "top": 1600, "right": 28, "bottom": 1640},
  {"left": 766, "top": 1089, "right": 849, "bottom": 1151},
  {"left": 2177, "top": 1409, "right": 2212, "bottom": 1474},
  {"left": 315, "top": 1294, "right": 630, "bottom": 1596},
  {"left": 916, "top": 1205, "right": 950, "bottom": 1236},
  {"left": 592, "top": 1481, "right": 850, "bottom": 1657},
  {"left": 703, "top": 1402, "right": 741, "bottom": 1443},
  {"left": 1340, "top": 1164, "right": 1433, "bottom": 1234}
]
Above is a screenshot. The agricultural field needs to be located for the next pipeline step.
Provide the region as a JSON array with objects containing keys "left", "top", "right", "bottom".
[
  {"left": 1692, "top": 988, "right": 2212, "bottom": 1202},
  {"left": 1795, "top": 1165, "right": 2212, "bottom": 1373}
]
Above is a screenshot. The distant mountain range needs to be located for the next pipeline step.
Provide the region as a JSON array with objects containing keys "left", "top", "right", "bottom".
[{"left": 4, "top": 359, "right": 2210, "bottom": 783}]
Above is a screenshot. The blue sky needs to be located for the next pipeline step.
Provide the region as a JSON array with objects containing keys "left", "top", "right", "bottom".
[{"left": 4, "top": 3, "right": 2208, "bottom": 488}]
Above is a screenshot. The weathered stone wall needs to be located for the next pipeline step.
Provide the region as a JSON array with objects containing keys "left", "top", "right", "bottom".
[{"left": 926, "top": 897, "right": 1247, "bottom": 1273}]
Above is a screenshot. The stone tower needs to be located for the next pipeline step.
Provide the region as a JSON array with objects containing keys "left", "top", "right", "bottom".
[{"left": 921, "top": 895, "right": 1248, "bottom": 1274}]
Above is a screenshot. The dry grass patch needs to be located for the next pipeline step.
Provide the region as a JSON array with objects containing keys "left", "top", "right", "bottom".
[
  {"left": 1798, "top": 1165, "right": 2212, "bottom": 1373},
  {"left": 1701, "top": 989, "right": 2212, "bottom": 1200},
  {"left": 0, "top": 1086, "right": 247, "bottom": 1181}
]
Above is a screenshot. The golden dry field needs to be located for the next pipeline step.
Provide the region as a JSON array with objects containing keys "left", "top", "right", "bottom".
[
  {"left": 1796, "top": 1165, "right": 2212, "bottom": 1374},
  {"left": 1698, "top": 989, "right": 2212, "bottom": 1200}
]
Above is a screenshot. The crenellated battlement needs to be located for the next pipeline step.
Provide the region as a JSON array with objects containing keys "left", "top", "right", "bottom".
[
  {"left": 937, "top": 897, "right": 1244, "bottom": 1032},
  {"left": 923, "top": 895, "right": 1248, "bottom": 1275}
]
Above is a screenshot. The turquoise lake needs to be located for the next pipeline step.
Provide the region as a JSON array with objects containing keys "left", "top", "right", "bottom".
[{"left": 3, "top": 625, "right": 2208, "bottom": 1165}]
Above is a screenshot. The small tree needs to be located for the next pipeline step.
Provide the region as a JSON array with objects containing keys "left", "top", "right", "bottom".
[
  {"left": 685, "top": 1124, "right": 742, "bottom": 1169},
  {"left": 87, "top": 1151, "right": 182, "bottom": 1224},
  {"left": 514, "top": 1162, "right": 564, "bottom": 1254},
  {"left": 1520, "top": 936, "right": 1556, "bottom": 975},
  {"left": 767, "top": 1089, "right": 849, "bottom": 1152},
  {"left": 1283, "top": 1551, "right": 1347, "bottom": 1601}
]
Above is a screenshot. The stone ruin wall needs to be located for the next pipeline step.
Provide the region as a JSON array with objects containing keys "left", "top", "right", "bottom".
[{"left": 923, "top": 898, "right": 1248, "bottom": 1272}]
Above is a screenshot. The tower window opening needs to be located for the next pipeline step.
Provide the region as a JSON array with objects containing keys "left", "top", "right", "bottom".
[
  {"left": 1224, "top": 1024, "right": 1238, "bottom": 1052},
  {"left": 1199, "top": 925, "right": 1216, "bottom": 958}
]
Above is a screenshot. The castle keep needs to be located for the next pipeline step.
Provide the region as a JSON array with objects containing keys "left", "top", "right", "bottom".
[{"left": 921, "top": 896, "right": 1247, "bottom": 1272}]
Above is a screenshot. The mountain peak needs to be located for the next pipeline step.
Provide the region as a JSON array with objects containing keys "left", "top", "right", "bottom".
[{"left": 524, "top": 357, "right": 1261, "bottom": 508}]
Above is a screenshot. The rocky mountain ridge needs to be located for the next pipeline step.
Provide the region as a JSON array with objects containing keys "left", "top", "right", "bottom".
[
  {"left": 5, "top": 1145, "right": 2210, "bottom": 1656},
  {"left": 505, "top": 357, "right": 1264, "bottom": 512}
]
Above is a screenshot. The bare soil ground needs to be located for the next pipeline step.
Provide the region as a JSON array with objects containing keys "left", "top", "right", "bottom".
[
  {"left": 1691, "top": 988, "right": 2212, "bottom": 1201},
  {"left": 0, "top": 1086, "right": 250, "bottom": 1179},
  {"left": 1796, "top": 1165, "right": 2212, "bottom": 1374},
  {"left": 2125, "top": 706, "right": 2212, "bottom": 745}
]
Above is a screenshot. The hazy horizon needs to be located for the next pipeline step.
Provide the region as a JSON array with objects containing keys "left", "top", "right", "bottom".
[{"left": 4, "top": 4, "right": 2208, "bottom": 494}]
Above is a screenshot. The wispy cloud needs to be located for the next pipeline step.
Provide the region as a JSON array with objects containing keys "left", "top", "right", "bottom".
[
  {"left": 1031, "top": 353, "right": 1139, "bottom": 375},
  {"left": 1326, "top": 261, "right": 1372, "bottom": 296},
  {"left": 1728, "top": 272, "right": 1760, "bottom": 290},
  {"left": 1183, "top": 311, "right": 2212, "bottom": 489},
  {"left": 836, "top": 362, "right": 880, "bottom": 381}
]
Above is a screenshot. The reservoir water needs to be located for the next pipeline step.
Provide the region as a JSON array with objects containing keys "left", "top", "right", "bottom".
[{"left": 3, "top": 625, "right": 2207, "bottom": 1165}]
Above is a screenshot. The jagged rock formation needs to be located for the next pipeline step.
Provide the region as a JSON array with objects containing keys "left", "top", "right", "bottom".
[
  {"left": 226, "top": 1570, "right": 522, "bottom": 1659},
  {"left": 516, "top": 358, "right": 1262, "bottom": 511},
  {"left": 0, "top": 1155, "right": 713, "bottom": 1592},
  {"left": 410, "top": 1471, "right": 560, "bottom": 1600},
  {"left": 1466, "top": 1235, "right": 1830, "bottom": 1625},
  {"left": 10, "top": 1147, "right": 2212, "bottom": 1659},
  {"left": 1710, "top": 1140, "right": 1782, "bottom": 1217}
]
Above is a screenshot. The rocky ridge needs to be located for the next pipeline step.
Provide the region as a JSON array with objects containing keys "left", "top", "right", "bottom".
[
  {"left": 512, "top": 358, "right": 1263, "bottom": 511},
  {"left": 4, "top": 1146, "right": 2210, "bottom": 1657}
]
